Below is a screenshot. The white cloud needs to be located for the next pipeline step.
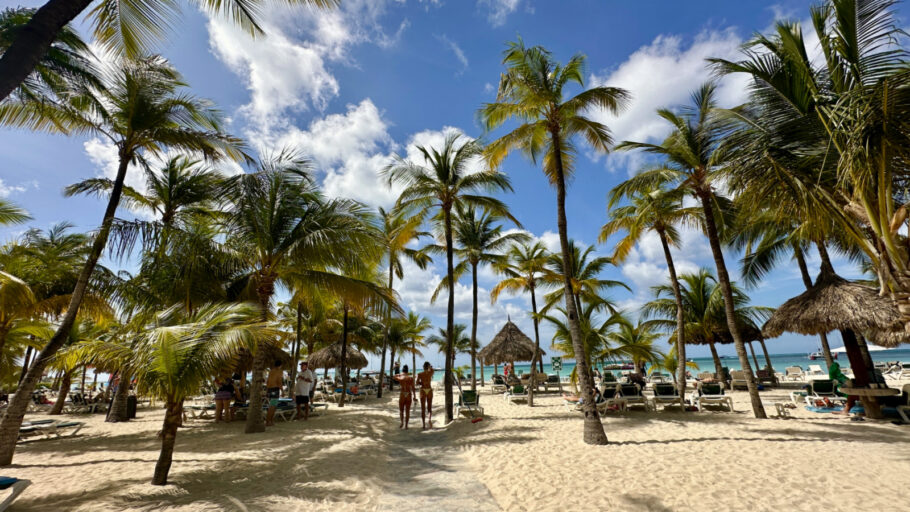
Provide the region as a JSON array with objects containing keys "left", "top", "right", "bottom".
[
  {"left": 437, "top": 34, "right": 469, "bottom": 74},
  {"left": 483, "top": 82, "right": 495, "bottom": 95},
  {"left": 478, "top": 0, "right": 521, "bottom": 27},
  {"left": 0, "top": 179, "right": 25, "bottom": 197},
  {"left": 588, "top": 29, "right": 750, "bottom": 172}
]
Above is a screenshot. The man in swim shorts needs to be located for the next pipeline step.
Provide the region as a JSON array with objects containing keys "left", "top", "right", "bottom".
[
  {"left": 265, "top": 360, "right": 283, "bottom": 427},
  {"left": 295, "top": 361, "right": 315, "bottom": 421},
  {"left": 417, "top": 362, "right": 434, "bottom": 429}
]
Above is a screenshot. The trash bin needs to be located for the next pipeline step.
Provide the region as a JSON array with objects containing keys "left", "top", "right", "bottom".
[{"left": 126, "top": 395, "right": 137, "bottom": 419}]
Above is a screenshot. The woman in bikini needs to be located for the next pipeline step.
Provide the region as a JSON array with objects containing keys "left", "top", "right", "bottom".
[
  {"left": 416, "top": 362, "right": 434, "bottom": 429},
  {"left": 393, "top": 365, "right": 415, "bottom": 429}
]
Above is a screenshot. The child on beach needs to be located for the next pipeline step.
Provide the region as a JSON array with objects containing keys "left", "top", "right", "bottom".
[
  {"left": 417, "top": 362, "right": 434, "bottom": 429},
  {"left": 394, "top": 365, "right": 415, "bottom": 429}
]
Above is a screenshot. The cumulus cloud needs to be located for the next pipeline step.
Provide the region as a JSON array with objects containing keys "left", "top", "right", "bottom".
[
  {"left": 588, "top": 29, "right": 750, "bottom": 172},
  {"left": 0, "top": 179, "right": 26, "bottom": 198},
  {"left": 478, "top": 0, "right": 521, "bottom": 27}
]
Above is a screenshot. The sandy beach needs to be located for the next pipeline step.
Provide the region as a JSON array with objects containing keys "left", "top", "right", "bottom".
[{"left": 5, "top": 382, "right": 910, "bottom": 511}]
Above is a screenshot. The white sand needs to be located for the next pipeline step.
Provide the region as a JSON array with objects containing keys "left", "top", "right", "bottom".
[{"left": 6, "top": 383, "right": 910, "bottom": 511}]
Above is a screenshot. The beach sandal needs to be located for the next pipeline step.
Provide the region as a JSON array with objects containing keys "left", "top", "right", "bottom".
[{"left": 850, "top": 416, "right": 865, "bottom": 422}]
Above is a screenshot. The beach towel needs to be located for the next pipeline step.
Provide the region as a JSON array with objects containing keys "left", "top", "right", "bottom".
[{"left": 805, "top": 405, "right": 865, "bottom": 414}]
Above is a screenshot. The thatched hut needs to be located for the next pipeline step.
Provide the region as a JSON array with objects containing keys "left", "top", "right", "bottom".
[
  {"left": 478, "top": 321, "right": 544, "bottom": 371},
  {"left": 307, "top": 342, "right": 368, "bottom": 371},
  {"left": 762, "top": 269, "right": 902, "bottom": 393}
]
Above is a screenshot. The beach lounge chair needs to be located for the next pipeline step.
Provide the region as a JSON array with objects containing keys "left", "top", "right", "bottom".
[
  {"left": 18, "top": 419, "right": 84, "bottom": 441},
  {"left": 784, "top": 366, "right": 805, "bottom": 381},
  {"left": 603, "top": 373, "right": 618, "bottom": 384},
  {"left": 504, "top": 384, "right": 528, "bottom": 404},
  {"left": 649, "top": 372, "right": 670, "bottom": 384},
  {"left": 755, "top": 369, "right": 778, "bottom": 387},
  {"left": 696, "top": 382, "right": 734, "bottom": 412},
  {"left": 898, "top": 362, "right": 910, "bottom": 380},
  {"left": 696, "top": 372, "right": 714, "bottom": 381},
  {"left": 544, "top": 374, "right": 562, "bottom": 393},
  {"left": 456, "top": 390, "right": 484, "bottom": 418},
  {"left": 651, "top": 383, "right": 681, "bottom": 409},
  {"left": 807, "top": 364, "right": 826, "bottom": 376},
  {"left": 0, "top": 477, "right": 30, "bottom": 512},
  {"left": 896, "top": 384, "right": 910, "bottom": 423},
  {"left": 729, "top": 370, "right": 749, "bottom": 390},
  {"left": 184, "top": 403, "right": 216, "bottom": 421},
  {"left": 309, "top": 402, "right": 329, "bottom": 416},
  {"left": 803, "top": 379, "right": 846, "bottom": 407},
  {"left": 491, "top": 375, "right": 508, "bottom": 394},
  {"left": 615, "top": 383, "right": 650, "bottom": 410}
]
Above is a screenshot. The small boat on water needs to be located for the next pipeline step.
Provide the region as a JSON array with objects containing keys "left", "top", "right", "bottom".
[{"left": 808, "top": 350, "right": 837, "bottom": 360}]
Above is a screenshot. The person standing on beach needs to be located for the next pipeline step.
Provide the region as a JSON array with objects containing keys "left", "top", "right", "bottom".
[
  {"left": 392, "top": 361, "right": 401, "bottom": 390},
  {"left": 295, "top": 361, "right": 315, "bottom": 421},
  {"left": 394, "top": 365, "right": 415, "bottom": 429},
  {"left": 416, "top": 362, "right": 434, "bottom": 429},
  {"left": 265, "top": 360, "right": 283, "bottom": 427}
]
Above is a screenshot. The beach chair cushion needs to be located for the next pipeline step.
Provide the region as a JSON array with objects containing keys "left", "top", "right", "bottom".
[
  {"left": 0, "top": 477, "right": 17, "bottom": 490},
  {"left": 700, "top": 383, "right": 723, "bottom": 396},
  {"left": 618, "top": 384, "right": 641, "bottom": 398},
  {"left": 654, "top": 383, "right": 677, "bottom": 397},
  {"left": 460, "top": 390, "right": 479, "bottom": 406},
  {"left": 810, "top": 379, "right": 836, "bottom": 394}
]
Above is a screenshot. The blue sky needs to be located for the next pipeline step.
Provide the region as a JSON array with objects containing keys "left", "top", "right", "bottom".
[{"left": 2, "top": 0, "right": 907, "bottom": 368}]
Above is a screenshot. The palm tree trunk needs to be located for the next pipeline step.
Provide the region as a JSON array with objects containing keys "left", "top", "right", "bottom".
[
  {"left": 378, "top": 265, "right": 394, "bottom": 399},
  {"left": 795, "top": 246, "right": 834, "bottom": 367},
  {"left": 697, "top": 190, "right": 765, "bottom": 418},
  {"left": 49, "top": 371, "right": 71, "bottom": 415},
  {"left": 748, "top": 342, "right": 760, "bottom": 370},
  {"left": 528, "top": 282, "right": 541, "bottom": 407},
  {"left": 246, "top": 277, "right": 274, "bottom": 433},
  {"left": 658, "top": 229, "right": 687, "bottom": 409},
  {"left": 551, "top": 130, "right": 607, "bottom": 444},
  {"left": 758, "top": 338, "right": 774, "bottom": 373},
  {"left": 80, "top": 364, "right": 87, "bottom": 396},
  {"left": 339, "top": 304, "right": 349, "bottom": 408},
  {"left": 470, "top": 261, "right": 478, "bottom": 391},
  {"left": 708, "top": 341, "right": 723, "bottom": 381},
  {"left": 443, "top": 206, "right": 455, "bottom": 423},
  {"left": 0, "top": 0, "right": 94, "bottom": 103},
  {"left": 107, "top": 369, "right": 131, "bottom": 422},
  {"left": 388, "top": 347, "right": 395, "bottom": 391},
  {"left": 152, "top": 398, "right": 183, "bottom": 485},
  {"left": 479, "top": 357, "right": 485, "bottom": 387},
  {"left": 0, "top": 149, "right": 132, "bottom": 466},
  {"left": 18, "top": 346, "right": 33, "bottom": 386}
]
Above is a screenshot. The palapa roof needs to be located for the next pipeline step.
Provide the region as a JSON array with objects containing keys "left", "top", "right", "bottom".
[
  {"left": 478, "top": 320, "right": 544, "bottom": 365},
  {"left": 762, "top": 270, "right": 902, "bottom": 339},
  {"left": 234, "top": 345, "right": 293, "bottom": 373},
  {"left": 306, "top": 342, "right": 368, "bottom": 370},
  {"left": 864, "top": 326, "right": 910, "bottom": 348}
]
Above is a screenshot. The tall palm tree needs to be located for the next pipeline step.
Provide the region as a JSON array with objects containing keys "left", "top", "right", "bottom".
[
  {"left": 616, "top": 83, "right": 766, "bottom": 418},
  {"left": 398, "top": 311, "right": 432, "bottom": 386},
  {"left": 539, "top": 240, "right": 627, "bottom": 315},
  {"left": 491, "top": 240, "right": 549, "bottom": 404},
  {"left": 544, "top": 304, "right": 628, "bottom": 390},
  {"left": 221, "top": 160, "right": 383, "bottom": 431},
  {"left": 48, "top": 317, "right": 113, "bottom": 415},
  {"left": 481, "top": 39, "right": 630, "bottom": 443},
  {"left": 0, "top": 0, "right": 338, "bottom": 103},
  {"left": 601, "top": 176, "right": 698, "bottom": 407},
  {"left": 431, "top": 205, "right": 528, "bottom": 390},
  {"left": 0, "top": 55, "right": 246, "bottom": 466},
  {"left": 377, "top": 207, "right": 431, "bottom": 397},
  {"left": 603, "top": 319, "right": 664, "bottom": 375},
  {"left": 0, "top": 199, "right": 29, "bottom": 226},
  {"left": 383, "top": 133, "right": 515, "bottom": 423}
]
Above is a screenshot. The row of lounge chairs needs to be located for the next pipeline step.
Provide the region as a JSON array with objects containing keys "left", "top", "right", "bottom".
[
  {"left": 18, "top": 419, "right": 84, "bottom": 442},
  {"left": 564, "top": 382, "right": 735, "bottom": 413}
]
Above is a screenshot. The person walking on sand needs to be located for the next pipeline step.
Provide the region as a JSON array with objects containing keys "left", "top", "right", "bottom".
[
  {"left": 394, "top": 365, "right": 415, "bottom": 429},
  {"left": 214, "top": 374, "right": 235, "bottom": 422},
  {"left": 295, "top": 361, "right": 315, "bottom": 421},
  {"left": 265, "top": 360, "right": 283, "bottom": 427},
  {"left": 417, "top": 362, "right": 434, "bottom": 429}
]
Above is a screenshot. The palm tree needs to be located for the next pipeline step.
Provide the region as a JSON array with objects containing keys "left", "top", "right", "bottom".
[
  {"left": 377, "top": 207, "right": 431, "bottom": 397},
  {"left": 481, "top": 39, "right": 630, "bottom": 443},
  {"left": 539, "top": 240, "right": 627, "bottom": 315},
  {"left": 0, "top": 56, "right": 246, "bottom": 465},
  {"left": 48, "top": 318, "right": 113, "bottom": 414},
  {"left": 615, "top": 83, "right": 766, "bottom": 418},
  {"left": 603, "top": 319, "right": 664, "bottom": 375},
  {"left": 491, "top": 240, "right": 549, "bottom": 404},
  {"left": 383, "top": 133, "right": 515, "bottom": 424},
  {"left": 431, "top": 205, "right": 528, "bottom": 390},
  {"left": 0, "top": 0, "right": 337, "bottom": 103},
  {"left": 398, "top": 311, "right": 433, "bottom": 386},
  {"left": 0, "top": 199, "right": 29, "bottom": 226},
  {"left": 601, "top": 176, "right": 698, "bottom": 407},
  {"left": 544, "top": 303, "right": 627, "bottom": 379}
]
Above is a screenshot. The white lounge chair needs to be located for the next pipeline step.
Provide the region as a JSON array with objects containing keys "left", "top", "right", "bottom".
[
  {"left": 784, "top": 366, "right": 805, "bottom": 381},
  {"left": 651, "top": 382, "right": 681, "bottom": 409},
  {"left": 0, "top": 477, "right": 30, "bottom": 512},
  {"left": 491, "top": 375, "right": 508, "bottom": 394},
  {"left": 504, "top": 384, "right": 528, "bottom": 404},
  {"left": 898, "top": 363, "right": 910, "bottom": 380},
  {"left": 807, "top": 364, "right": 826, "bottom": 376},
  {"left": 896, "top": 384, "right": 910, "bottom": 423},
  {"left": 696, "top": 382, "right": 734, "bottom": 412},
  {"left": 729, "top": 370, "right": 749, "bottom": 390},
  {"left": 614, "top": 383, "right": 651, "bottom": 410},
  {"left": 803, "top": 379, "right": 846, "bottom": 407}
]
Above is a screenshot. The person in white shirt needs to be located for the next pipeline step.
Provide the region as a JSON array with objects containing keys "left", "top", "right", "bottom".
[{"left": 295, "top": 361, "right": 316, "bottom": 420}]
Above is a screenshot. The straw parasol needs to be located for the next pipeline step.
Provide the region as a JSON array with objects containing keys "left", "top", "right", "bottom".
[
  {"left": 478, "top": 320, "right": 544, "bottom": 366},
  {"left": 864, "top": 326, "right": 910, "bottom": 349},
  {"left": 234, "top": 345, "right": 293, "bottom": 373},
  {"left": 762, "top": 270, "right": 901, "bottom": 339},
  {"left": 306, "top": 342, "right": 368, "bottom": 370}
]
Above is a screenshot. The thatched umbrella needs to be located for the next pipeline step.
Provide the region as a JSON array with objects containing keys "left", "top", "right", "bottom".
[
  {"left": 307, "top": 342, "right": 368, "bottom": 371},
  {"left": 864, "top": 326, "right": 910, "bottom": 349},
  {"left": 478, "top": 320, "right": 544, "bottom": 370},
  {"left": 762, "top": 269, "right": 901, "bottom": 416}
]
